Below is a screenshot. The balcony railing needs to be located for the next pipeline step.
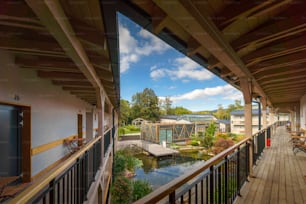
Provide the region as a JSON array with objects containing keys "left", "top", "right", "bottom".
[
  {"left": 134, "top": 138, "right": 251, "bottom": 204},
  {"left": 134, "top": 122, "right": 281, "bottom": 204},
  {"left": 9, "top": 129, "right": 113, "bottom": 204}
]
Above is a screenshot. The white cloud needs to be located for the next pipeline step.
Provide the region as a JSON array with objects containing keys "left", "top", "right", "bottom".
[
  {"left": 119, "top": 23, "right": 170, "bottom": 73},
  {"left": 150, "top": 57, "right": 214, "bottom": 81},
  {"left": 170, "top": 84, "right": 242, "bottom": 102}
]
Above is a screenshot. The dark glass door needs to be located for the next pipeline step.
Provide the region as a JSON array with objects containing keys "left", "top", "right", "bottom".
[{"left": 0, "top": 104, "right": 21, "bottom": 176}]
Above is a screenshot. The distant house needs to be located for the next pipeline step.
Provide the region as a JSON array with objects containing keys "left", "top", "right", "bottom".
[
  {"left": 218, "top": 120, "right": 231, "bottom": 132},
  {"left": 230, "top": 109, "right": 269, "bottom": 134}
]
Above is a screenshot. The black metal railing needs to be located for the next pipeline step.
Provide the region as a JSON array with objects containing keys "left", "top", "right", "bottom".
[
  {"left": 30, "top": 139, "right": 103, "bottom": 204},
  {"left": 134, "top": 123, "right": 280, "bottom": 204},
  {"left": 134, "top": 138, "right": 251, "bottom": 204},
  {"left": 10, "top": 128, "right": 114, "bottom": 204},
  {"left": 104, "top": 129, "right": 111, "bottom": 155},
  {"left": 253, "top": 129, "right": 266, "bottom": 165}
]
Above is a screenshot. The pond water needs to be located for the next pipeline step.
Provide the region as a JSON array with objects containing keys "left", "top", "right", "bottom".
[{"left": 132, "top": 150, "right": 212, "bottom": 190}]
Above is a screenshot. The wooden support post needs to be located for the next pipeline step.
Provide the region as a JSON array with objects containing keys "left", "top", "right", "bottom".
[
  {"left": 240, "top": 77, "right": 254, "bottom": 177},
  {"left": 97, "top": 89, "right": 105, "bottom": 158},
  {"left": 261, "top": 98, "right": 267, "bottom": 147},
  {"left": 77, "top": 114, "right": 83, "bottom": 146}
]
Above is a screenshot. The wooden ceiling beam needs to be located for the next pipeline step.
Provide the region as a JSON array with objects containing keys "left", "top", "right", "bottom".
[
  {"left": 250, "top": 57, "right": 306, "bottom": 76},
  {"left": 52, "top": 80, "right": 91, "bottom": 86},
  {"left": 263, "top": 79, "right": 306, "bottom": 89},
  {"left": 265, "top": 82, "right": 306, "bottom": 90},
  {"left": 260, "top": 74, "right": 306, "bottom": 86},
  {"left": 213, "top": 1, "right": 271, "bottom": 29},
  {"left": 256, "top": 69, "right": 306, "bottom": 81},
  {"left": 153, "top": 0, "right": 269, "bottom": 103},
  {"left": 221, "top": 1, "right": 290, "bottom": 42},
  {"left": 186, "top": 36, "right": 201, "bottom": 57},
  {"left": 71, "top": 19, "right": 105, "bottom": 50},
  {"left": 62, "top": 87, "right": 94, "bottom": 91},
  {"left": 15, "top": 56, "right": 80, "bottom": 72},
  {"left": 0, "top": 35, "right": 64, "bottom": 56},
  {"left": 232, "top": 14, "right": 306, "bottom": 50},
  {"left": 38, "top": 71, "right": 85, "bottom": 79},
  {"left": 25, "top": 0, "right": 111, "bottom": 105},
  {"left": 243, "top": 34, "right": 306, "bottom": 64}
]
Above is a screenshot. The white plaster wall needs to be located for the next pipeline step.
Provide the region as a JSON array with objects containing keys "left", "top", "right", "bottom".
[
  {"left": 300, "top": 94, "right": 306, "bottom": 130},
  {"left": 0, "top": 50, "right": 92, "bottom": 176}
]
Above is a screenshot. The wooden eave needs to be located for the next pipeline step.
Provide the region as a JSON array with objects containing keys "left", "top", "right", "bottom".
[
  {"left": 118, "top": 0, "right": 306, "bottom": 112},
  {"left": 0, "top": 0, "right": 119, "bottom": 107}
]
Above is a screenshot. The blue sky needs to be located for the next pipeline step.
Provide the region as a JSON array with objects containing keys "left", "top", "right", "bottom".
[{"left": 119, "top": 14, "right": 243, "bottom": 112}]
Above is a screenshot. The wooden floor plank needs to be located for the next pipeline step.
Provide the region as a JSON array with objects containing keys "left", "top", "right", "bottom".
[{"left": 234, "top": 126, "right": 306, "bottom": 204}]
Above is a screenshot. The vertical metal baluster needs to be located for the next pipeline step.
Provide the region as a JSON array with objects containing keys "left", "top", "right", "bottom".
[{"left": 209, "top": 166, "right": 214, "bottom": 204}]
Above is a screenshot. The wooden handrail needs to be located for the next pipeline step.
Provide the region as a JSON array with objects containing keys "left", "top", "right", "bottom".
[
  {"left": 134, "top": 137, "right": 251, "bottom": 204},
  {"left": 9, "top": 135, "right": 103, "bottom": 204}
]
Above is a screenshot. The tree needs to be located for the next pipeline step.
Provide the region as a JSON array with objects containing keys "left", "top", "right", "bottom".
[
  {"left": 120, "top": 99, "right": 132, "bottom": 125},
  {"left": 173, "top": 106, "right": 192, "bottom": 115},
  {"left": 159, "top": 96, "right": 172, "bottom": 115},
  {"left": 213, "top": 104, "right": 227, "bottom": 119},
  {"left": 131, "top": 88, "right": 160, "bottom": 122},
  {"left": 203, "top": 122, "right": 216, "bottom": 148}
]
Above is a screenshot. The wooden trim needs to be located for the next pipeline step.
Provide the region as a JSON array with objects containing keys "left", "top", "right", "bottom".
[
  {"left": 32, "top": 154, "right": 71, "bottom": 181},
  {"left": 78, "top": 114, "right": 83, "bottom": 146},
  {"left": 21, "top": 106, "right": 31, "bottom": 182},
  {"left": 31, "top": 135, "right": 77, "bottom": 156},
  {"left": 103, "top": 175, "right": 111, "bottom": 204}
]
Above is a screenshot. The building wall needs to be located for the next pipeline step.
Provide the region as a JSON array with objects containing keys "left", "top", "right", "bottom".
[
  {"left": 230, "top": 114, "right": 269, "bottom": 135},
  {"left": 0, "top": 50, "right": 94, "bottom": 176}
]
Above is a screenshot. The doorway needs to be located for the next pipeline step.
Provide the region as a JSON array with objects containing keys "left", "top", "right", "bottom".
[{"left": 0, "top": 104, "right": 22, "bottom": 177}]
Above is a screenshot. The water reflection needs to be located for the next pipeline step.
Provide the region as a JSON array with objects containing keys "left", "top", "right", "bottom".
[{"left": 132, "top": 152, "right": 210, "bottom": 190}]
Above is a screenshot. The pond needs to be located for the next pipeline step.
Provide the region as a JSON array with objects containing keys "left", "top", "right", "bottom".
[{"left": 131, "top": 150, "right": 212, "bottom": 190}]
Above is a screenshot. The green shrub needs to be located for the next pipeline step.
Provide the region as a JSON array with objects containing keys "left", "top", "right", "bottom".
[
  {"left": 113, "top": 154, "right": 126, "bottom": 177},
  {"left": 111, "top": 176, "right": 132, "bottom": 204},
  {"left": 132, "top": 180, "right": 152, "bottom": 201},
  {"left": 190, "top": 140, "right": 199, "bottom": 146},
  {"left": 125, "top": 156, "right": 143, "bottom": 172}
]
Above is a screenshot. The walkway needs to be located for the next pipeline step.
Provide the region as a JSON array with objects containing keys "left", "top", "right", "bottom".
[
  {"left": 117, "top": 140, "right": 178, "bottom": 157},
  {"left": 235, "top": 126, "right": 306, "bottom": 204}
]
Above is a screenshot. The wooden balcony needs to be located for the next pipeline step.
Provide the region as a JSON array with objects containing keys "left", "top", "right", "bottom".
[{"left": 235, "top": 126, "right": 306, "bottom": 203}]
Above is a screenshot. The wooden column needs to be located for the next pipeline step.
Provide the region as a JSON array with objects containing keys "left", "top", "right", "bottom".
[
  {"left": 295, "top": 104, "right": 301, "bottom": 131},
  {"left": 86, "top": 111, "right": 94, "bottom": 140},
  {"left": 240, "top": 77, "right": 254, "bottom": 176},
  {"left": 290, "top": 111, "right": 295, "bottom": 131},
  {"left": 261, "top": 98, "right": 267, "bottom": 147},
  {"left": 97, "top": 89, "right": 105, "bottom": 158},
  {"left": 77, "top": 114, "right": 83, "bottom": 146}
]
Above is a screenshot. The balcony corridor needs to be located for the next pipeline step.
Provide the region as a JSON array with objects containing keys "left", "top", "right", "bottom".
[{"left": 235, "top": 126, "right": 306, "bottom": 204}]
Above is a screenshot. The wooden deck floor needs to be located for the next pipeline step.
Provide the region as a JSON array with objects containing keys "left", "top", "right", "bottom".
[{"left": 235, "top": 126, "right": 306, "bottom": 204}]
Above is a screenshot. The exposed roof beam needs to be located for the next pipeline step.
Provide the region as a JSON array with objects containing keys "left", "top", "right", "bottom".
[
  {"left": 25, "top": 0, "right": 111, "bottom": 104},
  {"left": 243, "top": 34, "right": 306, "bottom": 64},
  {"left": 62, "top": 87, "right": 94, "bottom": 91},
  {"left": 256, "top": 69, "right": 306, "bottom": 81},
  {"left": 153, "top": 0, "right": 269, "bottom": 103},
  {"left": 52, "top": 80, "right": 91, "bottom": 86},
  {"left": 250, "top": 57, "right": 306, "bottom": 75},
  {"left": 0, "top": 36, "right": 64, "bottom": 56},
  {"left": 260, "top": 74, "right": 306, "bottom": 86},
  {"left": 221, "top": 1, "right": 290, "bottom": 42},
  {"left": 262, "top": 79, "right": 306, "bottom": 89},
  {"left": 15, "top": 56, "right": 80, "bottom": 72},
  {"left": 37, "top": 71, "right": 85, "bottom": 79}
]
